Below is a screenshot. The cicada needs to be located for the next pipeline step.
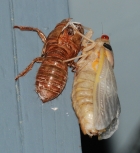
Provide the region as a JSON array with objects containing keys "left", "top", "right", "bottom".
[
  {"left": 14, "top": 18, "right": 84, "bottom": 102},
  {"left": 71, "top": 28, "right": 121, "bottom": 140}
]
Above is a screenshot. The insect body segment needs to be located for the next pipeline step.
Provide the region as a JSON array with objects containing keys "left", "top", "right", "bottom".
[
  {"left": 72, "top": 31, "right": 121, "bottom": 140},
  {"left": 14, "top": 18, "right": 84, "bottom": 102}
]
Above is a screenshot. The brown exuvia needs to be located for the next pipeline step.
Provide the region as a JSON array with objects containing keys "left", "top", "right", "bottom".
[{"left": 14, "top": 18, "right": 84, "bottom": 102}]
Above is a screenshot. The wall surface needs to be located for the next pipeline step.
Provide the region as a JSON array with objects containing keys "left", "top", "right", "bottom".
[
  {"left": 1, "top": 1, "right": 140, "bottom": 153},
  {"left": 68, "top": 0, "right": 140, "bottom": 153},
  {"left": 0, "top": 1, "right": 82, "bottom": 153}
]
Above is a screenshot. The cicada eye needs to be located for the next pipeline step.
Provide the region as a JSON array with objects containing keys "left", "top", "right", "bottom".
[
  {"left": 74, "top": 24, "right": 84, "bottom": 34},
  {"left": 67, "top": 27, "right": 74, "bottom": 35},
  {"left": 101, "top": 35, "right": 109, "bottom": 40}
]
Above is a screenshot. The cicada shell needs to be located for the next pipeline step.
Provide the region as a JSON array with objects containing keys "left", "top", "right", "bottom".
[
  {"left": 14, "top": 19, "right": 84, "bottom": 102},
  {"left": 72, "top": 29, "right": 121, "bottom": 140}
]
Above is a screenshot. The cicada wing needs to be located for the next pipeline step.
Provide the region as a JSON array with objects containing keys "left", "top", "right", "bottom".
[
  {"left": 93, "top": 57, "right": 121, "bottom": 132},
  {"left": 98, "top": 110, "right": 120, "bottom": 140}
]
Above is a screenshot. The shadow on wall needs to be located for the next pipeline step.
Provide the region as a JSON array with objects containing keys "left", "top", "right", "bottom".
[
  {"left": 80, "top": 129, "right": 112, "bottom": 153},
  {"left": 81, "top": 122, "right": 140, "bottom": 153},
  {"left": 119, "top": 122, "right": 140, "bottom": 153}
]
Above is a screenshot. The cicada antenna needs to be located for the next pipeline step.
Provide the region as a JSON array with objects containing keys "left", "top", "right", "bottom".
[{"left": 101, "top": 22, "right": 103, "bottom": 35}]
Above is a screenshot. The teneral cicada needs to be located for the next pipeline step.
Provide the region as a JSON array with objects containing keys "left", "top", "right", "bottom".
[
  {"left": 71, "top": 28, "right": 121, "bottom": 140},
  {"left": 14, "top": 19, "right": 84, "bottom": 102}
]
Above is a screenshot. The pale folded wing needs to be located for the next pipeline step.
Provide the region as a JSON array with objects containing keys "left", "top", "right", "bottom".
[{"left": 93, "top": 56, "right": 121, "bottom": 131}]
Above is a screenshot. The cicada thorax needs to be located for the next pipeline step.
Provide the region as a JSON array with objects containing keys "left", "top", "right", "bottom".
[
  {"left": 14, "top": 18, "right": 84, "bottom": 103},
  {"left": 72, "top": 34, "right": 120, "bottom": 140}
]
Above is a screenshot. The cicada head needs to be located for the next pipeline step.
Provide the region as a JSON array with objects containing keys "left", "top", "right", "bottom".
[
  {"left": 60, "top": 22, "right": 84, "bottom": 44},
  {"left": 101, "top": 34, "right": 109, "bottom": 42},
  {"left": 95, "top": 34, "right": 110, "bottom": 45},
  {"left": 47, "top": 18, "right": 71, "bottom": 39},
  {"left": 58, "top": 21, "right": 84, "bottom": 57},
  {"left": 71, "top": 23, "right": 84, "bottom": 45}
]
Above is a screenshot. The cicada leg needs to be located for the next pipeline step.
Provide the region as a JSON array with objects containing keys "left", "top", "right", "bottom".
[
  {"left": 13, "top": 26, "right": 47, "bottom": 43},
  {"left": 81, "top": 27, "right": 97, "bottom": 52},
  {"left": 67, "top": 61, "right": 77, "bottom": 72},
  {"left": 82, "top": 27, "right": 93, "bottom": 47},
  {"left": 15, "top": 57, "right": 44, "bottom": 80},
  {"left": 63, "top": 26, "right": 96, "bottom": 63},
  {"left": 67, "top": 60, "right": 75, "bottom": 68},
  {"left": 14, "top": 26, "right": 48, "bottom": 65},
  {"left": 69, "top": 25, "right": 96, "bottom": 52}
]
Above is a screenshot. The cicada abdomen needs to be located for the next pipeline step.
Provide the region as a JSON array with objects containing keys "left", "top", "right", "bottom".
[
  {"left": 14, "top": 19, "right": 84, "bottom": 102},
  {"left": 72, "top": 30, "right": 121, "bottom": 140}
]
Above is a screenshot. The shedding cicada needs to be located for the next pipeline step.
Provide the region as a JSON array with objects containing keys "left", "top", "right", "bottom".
[{"left": 70, "top": 27, "right": 121, "bottom": 140}]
